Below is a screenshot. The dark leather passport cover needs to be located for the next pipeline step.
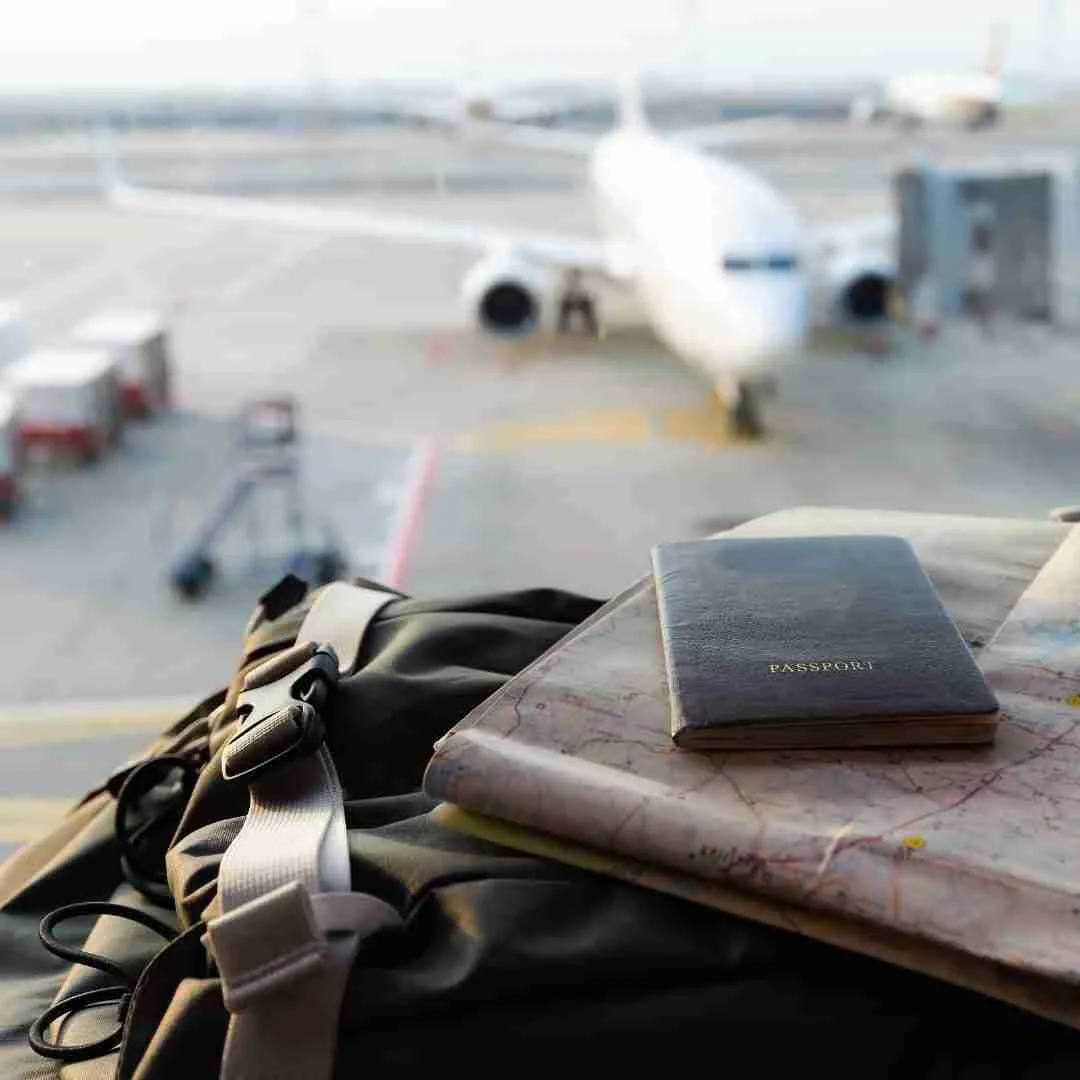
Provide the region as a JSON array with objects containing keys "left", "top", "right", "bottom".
[{"left": 651, "top": 534, "right": 999, "bottom": 741}]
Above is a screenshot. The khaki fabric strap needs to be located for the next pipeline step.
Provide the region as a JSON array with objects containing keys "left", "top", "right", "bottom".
[
  {"left": 210, "top": 582, "right": 397, "bottom": 1080},
  {"left": 297, "top": 582, "right": 397, "bottom": 677},
  {"left": 209, "top": 884, "right": 401, "bottom": 1080}
]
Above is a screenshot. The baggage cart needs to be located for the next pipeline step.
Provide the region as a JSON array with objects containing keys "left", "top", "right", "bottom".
[
  {"left": 3, "top": 347, "right": 123, "bottom": 463},
  {"left": 69, "top": 310, "right": 171, "bottom": 418}
]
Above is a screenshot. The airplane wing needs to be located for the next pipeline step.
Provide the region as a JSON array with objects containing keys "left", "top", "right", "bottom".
[
  {"left": 806, "top": 213, "right": 896, "bottom": 256},
  {"left": 109, "top": 181, "right": 619, "bottom": 276}
]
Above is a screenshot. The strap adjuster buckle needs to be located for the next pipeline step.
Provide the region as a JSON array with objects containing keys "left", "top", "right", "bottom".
[{"left": 221, "top": 642, "right": 338, "bottom": 784}]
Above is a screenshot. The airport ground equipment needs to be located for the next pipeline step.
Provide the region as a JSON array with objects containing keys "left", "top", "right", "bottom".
[
  {"left": 69, "top": 309, "right": 171, "bottom": 417},
  {"left": 895, "top": 158, "right": 1080, "bottom": 327},
  {"left": 168, "top": 397, "right": 346, "bottom": 600},
  {"left": 2, "top": 346, "right": 123, "bottom": 464},
  {"left": 0, "top": 393, "right": 20, "bottom": 517},
  {"left": 0, "top": 303, "right": 30, "bottom": 369}
]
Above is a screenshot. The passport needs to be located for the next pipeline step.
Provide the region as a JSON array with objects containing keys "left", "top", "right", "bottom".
[{"left": 650, "top": 534, "right": 1000, "bottom": 750}]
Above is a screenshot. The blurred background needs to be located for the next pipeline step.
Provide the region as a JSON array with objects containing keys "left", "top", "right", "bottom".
[{"left": 2, "top": 0, "right": 1080, "bottom": 851}]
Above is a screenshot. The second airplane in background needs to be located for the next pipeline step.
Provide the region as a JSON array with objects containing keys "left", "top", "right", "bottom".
[
  {"left": 107, "top": 82, "right": 894, "bottom": 436},
  {"left": 849, "top": 27, "right": 1006, "bottom": 130}
]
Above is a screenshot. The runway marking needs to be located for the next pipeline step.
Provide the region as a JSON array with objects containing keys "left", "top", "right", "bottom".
[
  {"left": 658, "top": 404, "right": 745, "bottom": 446},
  {"left": 455, "top": 408, "right": 651, "bottom": 451},
  {"left": 380, "top": 437, "right": 438, "bottom": 589},
  {"left": 218, "top": 233, "right": 327, "bottom": 303},
  {"left": 0, "top": 797, "right": 79, "bottom": 843},
  {"left": 0, "top": 698, "right": 190, "bottom": 748},
  {"left": 424, "top": 334, "right": 453, "bottom": 365},
  {"left": 454, "top": 403, "right": 749, "bottom": 451}
]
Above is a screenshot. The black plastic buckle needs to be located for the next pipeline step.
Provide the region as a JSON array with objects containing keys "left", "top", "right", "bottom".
[{"left": 221, "top": 644, "right": 338, "bottom": 784}]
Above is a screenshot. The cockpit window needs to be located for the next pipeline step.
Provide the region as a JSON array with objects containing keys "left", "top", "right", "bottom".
[
  {"left": 723, "top": 254, "right": 800, "bottom": 272},
  {"left": 766, "top": 255, "right": 799, "bottom": 271}
]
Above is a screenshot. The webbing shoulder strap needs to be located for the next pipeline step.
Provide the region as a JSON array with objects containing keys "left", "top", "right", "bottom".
[{"left": 206, "top": 582, "right": 400, "bottom": 1080}]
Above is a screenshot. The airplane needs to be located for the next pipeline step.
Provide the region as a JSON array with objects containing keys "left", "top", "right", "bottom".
[
  {"left": 102, "top": 79, "right": 895, "bottom": 437},
  {"left": 849, "top": 27, "right": 1006, "bottom": 130}
]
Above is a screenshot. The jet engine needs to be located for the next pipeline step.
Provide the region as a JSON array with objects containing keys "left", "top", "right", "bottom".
[
  {"left": 826, "top": 254, "right": 895, "bottom": 323},
  {"left": 461, "top": 252, "right": 562, "bottom": 338}
]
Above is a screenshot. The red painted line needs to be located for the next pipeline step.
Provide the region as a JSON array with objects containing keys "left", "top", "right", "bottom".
[
  {"left": 424, "top": 334, "right": 449, "bottom": 365},
  {"left": 381, "top": 438, "right": 438, "bottom": 590}
]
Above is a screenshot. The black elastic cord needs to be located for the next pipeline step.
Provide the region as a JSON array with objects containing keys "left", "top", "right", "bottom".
[
  {"left": 114, "top": 754, "right": 200, "bottom": 905},
  {"left": 27, "top": 986, "right": 129, "bottom": 1062},
  {"left": 29, "top": 901, "right": 175, "bottom": 1062},
  {"left": 39, "top": 902, "right": 175, "bottom": 973},
  {"left": 31, "top": 732, "right": 204, "bottom": 1061}
]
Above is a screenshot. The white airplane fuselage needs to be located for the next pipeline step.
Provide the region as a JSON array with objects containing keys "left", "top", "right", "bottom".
[
  {"left": 587, "top": 127, "right": 808, "bottom": 390},
  {"left": 869, "top": 73, "right": 1002, "bottom": 127}
]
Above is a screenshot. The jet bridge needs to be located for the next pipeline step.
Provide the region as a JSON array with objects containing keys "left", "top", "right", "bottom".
[{"left": 895, "top": 157, "right": 1080, "bottom": 327}]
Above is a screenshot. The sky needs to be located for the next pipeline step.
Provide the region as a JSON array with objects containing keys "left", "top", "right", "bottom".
[{"left": 0, "top": 0, "right": 1072, "bottom": 93}]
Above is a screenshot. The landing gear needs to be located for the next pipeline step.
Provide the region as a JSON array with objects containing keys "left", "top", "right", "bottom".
[
  {"left": 557, "top": 269, "right": 600, "bottom": 338},
  {"left": 728, "top": 380, "right": 766, "bottom": 439}
]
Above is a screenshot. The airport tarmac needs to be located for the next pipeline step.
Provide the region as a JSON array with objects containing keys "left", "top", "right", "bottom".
[{"left": 4, "top": 119, "right": 1080, "bottom": 851}]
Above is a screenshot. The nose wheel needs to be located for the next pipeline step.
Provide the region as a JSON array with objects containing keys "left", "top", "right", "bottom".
[{"left": 727, "top": 380, "right": 766, "bottom": 439}]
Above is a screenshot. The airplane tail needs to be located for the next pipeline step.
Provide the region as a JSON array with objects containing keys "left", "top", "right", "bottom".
[{"left": 615, "top": 70, "right": 649, "bottom": 130}]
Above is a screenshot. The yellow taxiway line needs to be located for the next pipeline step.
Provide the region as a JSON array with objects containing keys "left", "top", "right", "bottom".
[
  {"left": 0, "top": 700, "right": 195, "bottom": 847},
  {"left": 0, "top": 797, "right": 79, "bottom": 844},
  {"left": 0, "top": 698, "right": 191, "bottom": 749},
  {"left": 454, "top": 401, "right": 754, "bottom": 452}
]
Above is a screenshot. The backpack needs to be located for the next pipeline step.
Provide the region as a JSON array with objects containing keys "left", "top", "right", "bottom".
[{"left": 5, "top": 508, "right": 1080, "bottom": 1080}]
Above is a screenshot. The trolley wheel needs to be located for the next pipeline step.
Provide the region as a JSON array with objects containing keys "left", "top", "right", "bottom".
[
  {"left": 312, "top": 548, "right": 346, "bottom": 585},
  {"left": 286, "top": 548, "right": 345, "bottom": 586},
  {"left": 170, "top": 554, "right": 216, "bottom": 601}
]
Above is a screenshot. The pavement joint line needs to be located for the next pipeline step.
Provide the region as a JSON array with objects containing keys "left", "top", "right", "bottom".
[
  {"left": 218, "top": 232, "right": 328, "bottom": 303},
  {"left": 16, "top": 217, "right": 225, "bottom": 316}
]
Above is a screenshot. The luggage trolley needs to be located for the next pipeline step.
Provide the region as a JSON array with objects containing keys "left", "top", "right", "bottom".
[{"left": 168, "top": 397, "right": 347, "bottom": 600}]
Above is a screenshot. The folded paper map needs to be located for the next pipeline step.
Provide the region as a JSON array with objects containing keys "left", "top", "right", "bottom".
[{"left": 423, "top": 508, "right": 1080, "bottom": 1024}]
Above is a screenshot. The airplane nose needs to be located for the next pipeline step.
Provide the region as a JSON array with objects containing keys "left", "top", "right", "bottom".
[
  {"left": 649, "top": 274, "right": 808, "bottom": 380},
  {"left": 730, "top": 288, "right": 807, "bottom": 364}
]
